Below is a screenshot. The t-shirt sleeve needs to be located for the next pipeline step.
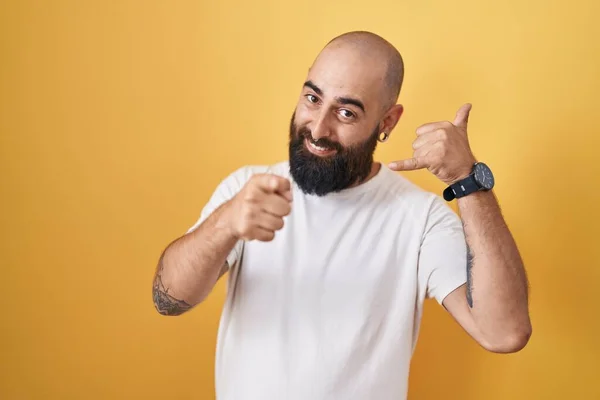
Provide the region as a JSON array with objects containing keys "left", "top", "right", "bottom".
[
  {"left": 185, "top": 168, "right": 249, "bottom": 268},
  {"left": 417, "top": 196, "right": 468, "bottom": 304}
]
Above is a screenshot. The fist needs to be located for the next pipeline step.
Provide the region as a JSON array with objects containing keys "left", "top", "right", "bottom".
[
  {"left": 226, "top": 174, "right": 292, "bottom": 242},
  {"left": 389, "top": 103, "right": 477, "bottom": 185}
]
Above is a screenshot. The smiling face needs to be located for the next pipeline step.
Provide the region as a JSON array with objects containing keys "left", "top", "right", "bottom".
[
  {"left": 288, "top": 111, "right": 380, "bottom": 196},
  {"left": 288, "top": 33, "right": 405, "bottom": 196}
]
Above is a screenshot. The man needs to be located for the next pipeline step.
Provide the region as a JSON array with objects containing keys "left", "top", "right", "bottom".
[{"left": 152, "top": 31, "right": 532, "bottom": 399}]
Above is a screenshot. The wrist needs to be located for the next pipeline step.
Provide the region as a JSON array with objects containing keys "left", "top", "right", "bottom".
[
  {"left": 450, "top": 160, "right": 477, "bottom": 185},
  {"left": 215, "top": 200, "right": 242, "bottom": 241},
  {"left": 443, "top": 161, "right": 494, "bottom": 202},
  {"left": 450, "top": 171, "right": 472, "bottom": 185}
]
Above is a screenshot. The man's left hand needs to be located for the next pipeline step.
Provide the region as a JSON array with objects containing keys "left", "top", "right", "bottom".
[{"left": 388, "top": 103, "right": 477, "bottom": 185}]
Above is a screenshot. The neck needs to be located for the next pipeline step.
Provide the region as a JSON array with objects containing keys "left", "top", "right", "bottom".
[{"left": 348, "top": 162, "right": 381, "bottom": 189}]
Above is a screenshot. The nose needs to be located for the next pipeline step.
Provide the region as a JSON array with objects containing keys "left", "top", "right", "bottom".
[{"left": 309, "top": 109, "right": 332, "bottom": 141}]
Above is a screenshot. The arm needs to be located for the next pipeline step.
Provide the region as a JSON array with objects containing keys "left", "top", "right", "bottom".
[
  {"left": 152, "top": 173, "right": 293, "bottom": 316},
  {"left": 152, "top": 202, "right": 238, "bottom": 316},
  {"left": 442, "top": 190, "right": 531, "bottom": 352},
  {"left": 390, "top": 103, "right": 531, "bottom": 352}
]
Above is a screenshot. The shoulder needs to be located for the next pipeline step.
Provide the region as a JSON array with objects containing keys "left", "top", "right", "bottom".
[
  {"left": 377, "top": 166, "right": 459, "bottom": 225},
  {"left": 378, "top": 166, "right": 439, "bottom": 208}
]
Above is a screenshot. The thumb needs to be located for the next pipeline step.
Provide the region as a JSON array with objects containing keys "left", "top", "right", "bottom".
[{"left": 453, "top": 103, "right": 472, "bottom": 130}]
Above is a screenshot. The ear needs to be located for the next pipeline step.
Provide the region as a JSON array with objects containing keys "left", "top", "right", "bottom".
[{"left": 379, "top": 104, "right": 404, "bottom": 137}]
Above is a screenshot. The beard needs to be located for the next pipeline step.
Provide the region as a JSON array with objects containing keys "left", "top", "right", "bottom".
[{"left": 288, "top": 112, "right": 379, "bottom": 196}]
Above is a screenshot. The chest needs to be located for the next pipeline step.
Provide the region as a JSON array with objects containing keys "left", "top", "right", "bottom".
[{"left": 237, "top": 196, "right": 423, "bottom": 310}]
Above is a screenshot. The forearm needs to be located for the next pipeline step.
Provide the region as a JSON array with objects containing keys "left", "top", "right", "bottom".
[
  {"left": 458, "top": 190, "right": 531, "bottom": 346},
  {"left": 152, "top": 202, "right": 238, "bottom": 315}
]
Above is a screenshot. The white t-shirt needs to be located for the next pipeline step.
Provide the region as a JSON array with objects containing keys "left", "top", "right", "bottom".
[{"left": 188, "top": 161, "right": 467, "bottom": 400}]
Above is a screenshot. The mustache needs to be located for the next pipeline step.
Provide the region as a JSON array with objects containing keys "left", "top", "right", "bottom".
[{"left": 297, "top": 127, "right": 343, "bottom": 152}]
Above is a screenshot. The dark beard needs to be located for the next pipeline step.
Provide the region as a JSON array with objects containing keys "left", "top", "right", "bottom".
[{"left": 288, "top": 113, "right": 379, "bottom": 196}]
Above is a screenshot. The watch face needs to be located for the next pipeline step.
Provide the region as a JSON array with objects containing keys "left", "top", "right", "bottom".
[{"left": 474, "top": 163, "right": 494, "bottom": 190}]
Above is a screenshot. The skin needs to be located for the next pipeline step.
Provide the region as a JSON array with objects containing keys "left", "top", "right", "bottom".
[
  {"left": 293, "top": 36, "right": 404, "bottom": 183},
  {"left": 389, "top": 103, "right": 532, "bottom": 352},
  {"left": 152, "top": 175, "right": 292, "bottom": 314},
  {"left": 152, "top": 31, "right": 532, "bottom": 354}
]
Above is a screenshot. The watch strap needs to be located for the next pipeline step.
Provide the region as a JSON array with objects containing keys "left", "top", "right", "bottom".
[{"left": 443, "top": 174, "right": 480, "bottom": 201}]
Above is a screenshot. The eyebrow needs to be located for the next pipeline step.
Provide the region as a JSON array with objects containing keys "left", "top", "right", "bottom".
[
  {"left": 303, "top": 80, "right": 366, "bottom": 113},
  {"left": 336, "top": 96, "right": 365, "bottom": 113},
  {"left": 304, "top": 80, "right": 323, "bottom": 96}
]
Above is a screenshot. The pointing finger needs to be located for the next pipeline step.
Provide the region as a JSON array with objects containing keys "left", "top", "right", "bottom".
[{"left": 255, "top": 174, "right": 293, "bottom": 200}]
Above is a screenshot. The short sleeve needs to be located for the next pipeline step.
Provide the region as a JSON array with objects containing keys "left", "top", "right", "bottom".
[
  {"left": 186, "top": 167, "right": 250, "bottom": 268},
  {"left": 417, "top": 196, "right": 468, "bottom": 304}
]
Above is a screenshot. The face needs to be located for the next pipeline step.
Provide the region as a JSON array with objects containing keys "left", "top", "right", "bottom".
[
  {"left": 288, "top": 44, "right": 400, "bottom": 196},
  {"left": 288, "top": 112, "right": 379, "bottom": 196}
]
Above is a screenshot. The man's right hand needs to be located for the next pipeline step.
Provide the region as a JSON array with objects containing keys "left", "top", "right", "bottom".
[{"left": 225, "top": 174, "right": 293, "bottom": 242}]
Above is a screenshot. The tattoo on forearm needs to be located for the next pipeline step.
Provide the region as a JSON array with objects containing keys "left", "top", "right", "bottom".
[
  {"left": 466, "top": 245, "right": 474, "bottom": 308},
  {"left": 152, "top": 253, "right": 192, "bottom": 316}
]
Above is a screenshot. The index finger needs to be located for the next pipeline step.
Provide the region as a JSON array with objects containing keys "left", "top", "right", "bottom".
[
  {"left": 256, "top": 174, "right": 292, "bottom": 198},
  {"left": 416, "top": 121, "right": 453, "bottom": 136}
]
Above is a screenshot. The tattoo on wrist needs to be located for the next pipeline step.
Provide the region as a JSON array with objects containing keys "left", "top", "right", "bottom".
[
  {"left": 466, "top": 245, "right": 474, "bottom": 308},
  {"left": 152, "top": 253, "right": 192, "bottom": 316}
]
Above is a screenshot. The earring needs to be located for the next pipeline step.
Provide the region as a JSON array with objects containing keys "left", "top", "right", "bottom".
[{"left": 378, "top": 131, "right": 389, "bottom": 143}]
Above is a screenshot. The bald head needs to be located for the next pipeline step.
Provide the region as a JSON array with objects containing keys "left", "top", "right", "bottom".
[
  {"left": 292, "top": 30, "right": 405, "bottom": 166},
  {"left": 321, "top": 31, "right": 404, "bottom": 109},
  {"left": 288, "top": 32, "right": 405, "bottom": 196}
]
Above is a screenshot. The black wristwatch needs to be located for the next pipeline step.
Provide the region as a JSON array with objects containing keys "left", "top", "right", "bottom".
[{"left": 443, "top": 162, "right": 495, "bottom": 201}]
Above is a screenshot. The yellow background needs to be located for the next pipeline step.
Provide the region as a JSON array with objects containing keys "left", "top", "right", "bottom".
[{"left": 2, "top": 0, "right": 599, "bottom": 398}]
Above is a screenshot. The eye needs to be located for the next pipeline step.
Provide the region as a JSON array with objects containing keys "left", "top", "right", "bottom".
[
  {"left": 306, "top": 94, "right": 319, "bottom": 104},
  {"left": 339, "top": 109, "right": 355, "bottom": 119}
]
